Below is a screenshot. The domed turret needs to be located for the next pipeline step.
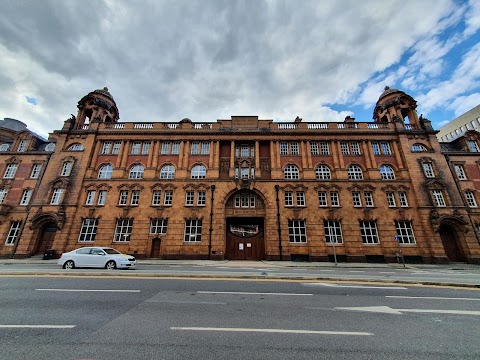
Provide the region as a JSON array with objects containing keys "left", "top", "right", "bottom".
[
  {"left": 373, "top": 86, "right": 419, "bottom": 126},
  {"left": 73, "top": 87, "right": 120, "bottom": 129}
]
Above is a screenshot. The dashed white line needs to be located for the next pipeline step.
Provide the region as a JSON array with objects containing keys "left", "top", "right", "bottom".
[
  {"left": 0, "top": 325, "right": 75, "bottom": 329},
  {"left": 170, "top": 327, "right": 373, "bottom": 336},
  {"left": 198, "top": 291, "right": 313, "bottom": 296},
  {"left": 386, "top": 296, "right": 480, "bottom": 301},
  {"left": 36, "top": 289, "right": 140, "bottom": 292}
]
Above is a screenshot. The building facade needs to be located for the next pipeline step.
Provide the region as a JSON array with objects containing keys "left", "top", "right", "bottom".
[{"left": 1, "top": 87, "right": 479, "bottom": 264}]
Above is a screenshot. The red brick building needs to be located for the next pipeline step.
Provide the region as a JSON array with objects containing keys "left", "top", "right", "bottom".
[{"left": 1, "top": 86, "right": 479, "bottom": 264}]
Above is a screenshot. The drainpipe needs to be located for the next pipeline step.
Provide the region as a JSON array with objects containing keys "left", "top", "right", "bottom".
[
  {"left": 208, "top": 184, "right": 215, "bottom": 259},
  {"left": 275, "top": 184, "right": 282, "bottom": 260}
]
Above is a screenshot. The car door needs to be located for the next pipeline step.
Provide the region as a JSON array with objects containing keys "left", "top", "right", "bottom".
[
  {"left": 89, "top": 248, "right": 107, "bottom": 267},
  {"left": 74, "top": 248, "right": 92, "bottom": 267}
]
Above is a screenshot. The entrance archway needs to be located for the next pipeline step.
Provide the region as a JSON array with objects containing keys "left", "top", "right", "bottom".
[
  {"left": 226, "top": 217, "right": 264, "bottom": 260},
  {"left": 439, "top": 223, "right": 466, "bottom": 262},
  {"left": 34, "top": 222, "right": 58, "bottom": 255}
]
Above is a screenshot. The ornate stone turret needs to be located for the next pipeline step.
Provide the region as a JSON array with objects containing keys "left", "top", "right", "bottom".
[
  {"left": 72, "top": 87, "right": 119, "bottom": 129},
  {"left": 373, "top": 86, "right": 420, "bottom": 127}
]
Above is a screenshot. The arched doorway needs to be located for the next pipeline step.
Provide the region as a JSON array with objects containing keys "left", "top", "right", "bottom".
[
  {"left": 34, "top": 222, "right": 58, "bottom": 255},
  {"left": 226, "top": 217, "right": 264, "bottom": 260},
  {"left": 151, "top": 238, "right": 162, "bottom": 258},
  {"left": 439, "top": 223, "right": 466, "bottom": 262}
]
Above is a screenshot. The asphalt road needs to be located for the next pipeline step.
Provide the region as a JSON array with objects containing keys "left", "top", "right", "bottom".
[{"left": 0, "top": 276, "right": 479, "bottom": 360}]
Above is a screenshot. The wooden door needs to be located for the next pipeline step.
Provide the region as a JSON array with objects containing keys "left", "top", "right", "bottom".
[{"left": 151, "top": 238, "right": 161, "bottom": 258}]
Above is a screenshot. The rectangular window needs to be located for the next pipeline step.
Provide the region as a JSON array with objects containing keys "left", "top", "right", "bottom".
[
  {"left": 197, "top": 191, "right": 206, "bottom": 206},
  {"left": 30, "top": 164, "right": 42, "bottom": 179},
  {"left": 150, "top": 218, "right": 168, "bottom": 234},
  {"left": 310, "top": 142, "right": 319, "bottom": 156},
  {"left": 97, "top": 190, "right": 107, "bottom": 205},
  {"left": 191, "top": 142, "right": 200, "bottom": 155},
  {"left": 112, "top": 141, "right": 121, "bottom": 155},
  {"left": 130, "top": 190, "right": 140, "bottom": 205},
  {"left": 0, "top": 189, "right": 7, "bottom": 204},
  {"left": 351, "top": 142, "right": 361, "bottom": 155},
  {"left": 296, "top": 191, "right": 305, "bottom": 207},
  {"left": 20, "top": 189, "right": 32, "bottom": 205},
  {"left": 5, "top": 221, "right": 22, "bottom": 245},
  {"left": 161, "top": 142, "right": 171, "bottom": 155},
  {"left": 131, "top": 141, "right": 141, "bottom": 154},
  {"left": 119, "top": 190, "right": 128, "bottom": 206},
  {"left": 50, "top": 189, "right": 64, "bottom": 205},
  {"left": 241, "top": 193, "right": 250, "bottom": 207},
  {"left": 330, "top": 191, "right": 340, "bottom": 207},
  {"left": 386, "top": 192, "right": 396, "bottom": 207},
  {"left": 395, "top": 220, "right": 416, "bottom": 244},
  {"left": 320, "top": 142, "right": 330, "bottom": 155},
  {"left": 17, "top": 140, "right": 29, "bottom": 152},
  {"left": 288, "top": 219, "right": 307, "bottom": 243},
  {"left": 184, "top": 219, "right": 202, "bottom": 242},
  {"left": 78, "top": 218, "right": 98, "bottom": 242},
  {"left": 468, "top": 140, "right": 479, "bottom": 152},
  {"left": 171, "top": 142, "right": 180, "bottom": 154},
  {"left": 164, "top": 190, "right": 173, "bottom": 206},
  {"left": 422, "top": 163, "right": 434, "bottom": 178},
  {"left": 290, "top": 142, "right": 299, "bottom": 155},
  {"left": 152, "top": 190, "right": 161, "bottom": 206},
  {"left": 360, "top": 220, "right": 379, "bottom": 244},
  {"left": 61, "top": 162, "right": 73, "bottom": 176},
  {"left": 86, "top": 190, "right": 96, "bottom": 205},
  {"left": 280, "top": 142, "right": 288, "bottom": 155},
  {"left": 101, "top": 141, "right": 112, "bottom": 154},
  {"left": 201, "top": 142, "right": 210, "bottom": 155},
  {"left": 341, "top": 142, "right": 350, "bottom": 155},
  {"left": 284, "top": 191, "right": 293, "bottom": 207},
  {"left": 371, "top": 143, "right": 380, "bottom": 155},
  {"left": 185, "top": 191, "right": 194, "bottom": 206},
  {"left": 240, "top": 144, "right": 249, "bottom": 157},
  {"left": 454, "top": 164, "right": 467, "bottom": 180},
  {"left": 114, "top": 218, "right": 133, "bottom": 242},
  {"left": 381, "top": 142, "right": 391, "bottom": 155},
  {"left": 318, "top": 191, "right": 327, "bottom": 207},
  {"left": 324, "top": 220, "right": 343, "bottom": 244},
  {"left": 141, "top": 142, "right": 150, "bottom": 155},
  {"left": 364, "top": 192, "right": 374, "bottom": 207},
  {"left": 352, "top": 192, "right": 362, "bottom": 207},
  {"left": 432, "top": 190, "right": 446, "bottom": 207},
  {"left": 465, "top": 191, "right": 477, "bottom": 207},
  {"left": 4, "top": 164, "right": 18, "bottom": 179},
  {"left": 398, "top": 191, "right": 409, "bottom": 207}
]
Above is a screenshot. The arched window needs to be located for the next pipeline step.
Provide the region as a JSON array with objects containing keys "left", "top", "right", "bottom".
[
  {"left": 315, "top": 164, "right": 331, "bottom": 180},
  {"left": 411, "top": 143, "right": 428, "bottom": 152},
  {"left": 284, "top": 164, "right": 300, "bottom": 179},
  {"left": 45, "top": 143, "right": 56, "bottom": 152},
  {"left": 98, "top": 164, "right": 113, "bottom": 179},
  {"left": 191, "top": 164, "right": 206, "bottom": 179},
  {"left": 67, "top": 143, "right": 83, "bottom": 151},
  {"left": 160, "top": 164, "right": 175, "bottom": 179},
  {"left": 347, "top": 164, "right": 363, "bottom": 180},
  {"left": 129, "top": 164, "right": 144, "bottom": 179},
  {"left": 380, "top": 165, "right": 395, "bottom": 180},
  {"left": 0, "top": 144, "right": 10, "bottom": 151}
]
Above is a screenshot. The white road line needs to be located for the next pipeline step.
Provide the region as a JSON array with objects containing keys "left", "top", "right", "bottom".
[
  {"left": 379, "top": 272, "right": 396, "bottom": 274},
  {"left": 349, "top": 271, "right": 365, "bottom": 273},
  {"left": 148, "top": 300, "right": 227, "bottom": 305},
  {"left": 336, "top": 306, "right": 480, "bottom": 316},
  {"left": 303, "top": 283, "right": 407, "bottom": 289},
  {"left": 170, "top": 327, "right": 373, "bottom": 336},
  {"left": 0, "top": 325, "right": 75, "bottom": 329},
  {"left": 36, "top": 289, "right": 140, "bottom": 292},
  {"left": 198, "top": 291, "right": 313, "bottom": 296},
  {"left": 386, "top": 296, "right": 480, "bottom": 301}
]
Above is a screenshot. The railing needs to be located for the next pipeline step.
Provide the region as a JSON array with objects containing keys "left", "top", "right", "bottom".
[
  {"left": 277, "top": 123, "right": 298, "bottom": 129},
  {"left": 134, "top": 123, "right": 154, "bottom": 129}
]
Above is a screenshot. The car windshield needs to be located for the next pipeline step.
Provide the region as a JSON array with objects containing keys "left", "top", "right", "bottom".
[{"left": 103, "top": 248, "right": 121, "bottom": 254}]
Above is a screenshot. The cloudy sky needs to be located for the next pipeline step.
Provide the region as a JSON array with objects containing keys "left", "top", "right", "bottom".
[{"left": 0, "top": 0, "right": 479, "bottom": 138}]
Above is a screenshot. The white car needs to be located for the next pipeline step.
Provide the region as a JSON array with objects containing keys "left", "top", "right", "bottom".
[{"left": 58, "top": 247, "right": 136, "bottom": 270}]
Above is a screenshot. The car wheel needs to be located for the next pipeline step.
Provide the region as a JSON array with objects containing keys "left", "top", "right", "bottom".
[
  {"left": 63, "top": 260, "right": 75, "bottom": 269},
  {"left": 105, "top": 260, "right": 116, "bottom": 270}
]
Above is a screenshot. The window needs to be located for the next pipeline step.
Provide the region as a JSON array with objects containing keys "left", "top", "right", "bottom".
[
  {"left": 284, "top": 191, "right": 293, "bottom": 206},
  {"left": 151, "top": 189, "right": 174, "bottom": 207},
  {"left": 197, "top": 191, "right": 206, "bottom": 206},
  {"left": 465, "top": 191, "right": 477, "bottom": 207},
  {"left": 101, "top": 142, "right": 112, "bottom": 154},
  {"left": 347, "top": 165, "right": 363, "bottom": 180},
  {"left": 432, "top": 190, "right": 446, "bottom": 207},
  {"left": 4, "top": 164, "right": 18, "bottom": 179},
  {"left": 5, "top": 221, "right": 22, "bottom": 245},
  {"left": 422, "top": 163, "right": 434, "bottom": 178},
  {"left": 372, "top": 142, "right": 392, "bottom": 155},
  {"left": 330, "top": 191, "right": 340, "bottom": 207},
  {"left": 236, "top": 144, "right": 254, "bottom": 158},
  {"left": 112, "top": 141, "right": 121, "bottom": 154},
  {"left": 290, "top": 142, "right": 299, "bottom": 155},
  {"left": 320, "top": 142, "right": 330, "bottom": 155},
  {"left": 150, "top": 218, "right": 168, "bottom": 234},
  {"left": 288, "top": 219, "right": 307, "bottom": 243},
  {"left": 296, "top": 191, "right": 305, "bottom": 206},
  {"left": 284, "top": 164, "right": 300, "bottom": 179},
  {"left": 0, "top": 189, "right": 7, "bottom": 204},
  {"left": 30, "top": 164, "right": 42, "bottom": 179},
  {"left": 161, "top": 142, "right": 171, "bottom": 155},
  {"left": 315, "top": 165, "right": 331, "bottom": 180},
  {"left": 50, "top": 189, "right": 64, "bottom": 205},
  {"left": 184, "top": 219, "right": 202, "bottom": 242},
  {"left": 0, "top": 143, "right": 10, "bottom": 151},
  {"left": 454, "top": 165, "right": 467, "bottom": 180},
  {"left": 360, "top": 220, "right": 379, "bottom": 244},
  {"left": 201, "top": 142, "right": 210, "bottom": 155},
  {"left": 371, "top": 143, "right": 380, "bottom": 155},
  {"left": 381, "top": 142, "right": 391, "bottom": 155},
  {"left": 380, "top": 165, "right": 395, "bottom": 180},
  {"left": 351, "top": 142, "right": 361, "bottom": 155},
  {"left": 17, "top": 140, "right": 29, "bottom": 152},
  {"left": 61, "top": 162, "right": 73, "bottom": 176},
  {"left": 131, "top": 141, "right": 141, "bottom": 154},
  {"left": 67, "top": 143, "right": 83, "bottom": 151},
  {"left": 86, "top": 190, "right": 96, "bottom": 205},
  {"left": 20, "top": 189, "right": 32, "bottom": 205},
  {"left": 280, "top": 142, "right": 300, "bottom": 155},
  {"left": 191, "top": 142, "right": 200, "bottom": 155},
  {"left": 185, "top": 191, "right": 195, "bottom": 206},
  {"left": 468, "top": 140, "right": 479, "bottom": 152},
  {"left": 234, "top": 192, "right": 256, "bottom": 208},
  {"left": 129, "top": 164, "right": 144, "bottom": 179},
  {"left": 160, "top": 164, "right": 175, "bottom": 179},
  {"left": 411, "top": 143, "right": 428, "bottom": 152},
  {"left": 324, "top": 220, "right": 343, "bottom": 244},
  {"left": 395, "top": 221, "right": 416, "bottom": 244},
  {"left": 78, "top": 218, "right": 98, "bottom": 242},
  {"left": 97, "top": 190, "right": 107, "bottom": 205},
  {"left": 141, "top": 142, "right": 151, "bottom": 155},
  {"left": 318, "top": 191, "right": 328, "bottom": 207},
  {"left": 341, "top": 142, "right": 350, "bottom": 155},
  {"left": 364, "top": 192, "right": 374, "bottom": 207},
  {"left": 152, "top": 190, "right": 162, "bottom": 206},
  {"left": 114, "top": 218, "right": 133, "bottom": 242},
  {"left": 130, "top": 190, "right": 140, "bottom": 205},
  {"left": 164, "top": 190, "right": 173, "bottom": 206},
  {"left": 398, "top": 191, "right": 409, "bottom": 207},
  {"left": 284, "top": 191, "right": 307, "bottom": 207},
  {"left": 352, "top": 192, "right": 362, "bottom": 207},
  {"left": 171, "top": 142, "right": 180, "bottom": 154},
  {"left": 97, "top": 164, "right": 112, "bottom": 179},
  {"left": 280, "top": 142, "right": 288, "bottom": 155},
  {"left": 191, "top": 164, "right": 206, "bottom": 179},
  {"left": 118, "top": 190, "right": 128, "bottom": 205},
  {"left": 310, "top": 142, "right": 319, "bottom": 155},
  {"left": 386, "top": 192, "right": 396, "bottom": 207}
]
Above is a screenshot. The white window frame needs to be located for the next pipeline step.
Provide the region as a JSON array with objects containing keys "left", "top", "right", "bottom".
[
  {"left": 20, "top": 189, "right": 32, "bottom": 206},
  {"left": 0, "top": 189, "right": 7, "bottom": 204},
  {"left": 330, "top": 191, "right": 340, "bottom": 207},
  {"left": 318, "top": 191, "right": 327, "bottom": 207},
  {"left": 432, "top": 190, "right": 446, "bottom": 207},
  {"left": 288, "top": 219, "right": 307, "bottom": 243},
  {"left": 150, "top": 218, "right": 168, "bottom": 234},
  {"left": 324, "top": 220, "right": 343, "bottom": 244},
  {"left": 398, "top": 191, "right": 409, "bottom": 207},
  {"left": 454, "top": 164, "right": 467, "bottom": 180},
  {"left": 422, "top": 163, "right": 434, "bottom": 178},
  {"left": 113, "top": 218, "right": 133, "bottom": 242},
  {"left": 386, "top": 192, "right": 396, "bottom": 207},
  {"left": 85, "top": 190, "right": 96, "bottom": 205},
  {"left": 185, "top": 191, "right": 195, "bottom": 206},
  {"left": 30, "top": 164, "right": 42, "bottom": 179},
  {"left": 380, "top": 165, "right": 395, "bottom": 180},
  {"left": 284, "top": 164, "right": 300, "bottom": 179},
  {"left": 78, "top": 218, "right": 98, "bottom": 242},
  {"left": 284, "top": 191, "right": 293, "bottom": 207},
  {"left": 296, "top": 191, "right": 306, "bottom": 207},
  {"left": 310, "top": 142, "right": 319, "bottom": 156},
  {"left": 184, "top": 219, "right": 202, "bottom": 242},
  {"left": 17, "top": 140, "right": 29, "bottom": 152},
  {"left": 164, "top": 190, "right": 173, "bottom": 206},
  {"left": 5, "top": 221, "right": 22, "bottom": 245},
  {"left": 61, "top": 162, "right": 73, "bottom": 176},
  {"left": 160, "top": 164, "right": 175, "bottom": 179},
  {"left": 315, "top": 165, "right": 331, "bottom": 180},
  {"left": 4, "top": 164, "right": 18, "bottom": 179},
  {"left": 130, "top": 190, "right": 140, "bottom": 206},
  {"left": 352, "top": 192, "right": 362, "bottom": 207},
  {"left": 364, "top": 191, "right": 374, "bottom": 207},
  {"left": 118, "top": 190, "right": 128, "bottom": 206},
  {"left": 50, "top": 189, "right": 64, "bottom": 205},
  {"left": 152, "top": 190, "right": 162, "bottom": 206},
  {"left": 395, "top": 220, "right": 416, "bottom": 244},
  {"left": 98, "top": 164, "right": 113, "bottom": 179},
  {"left": 360, "top": 220, "right": 379, "bottom": 244},
  {"left": 97, "top": 190, "right": 107, "bottom": 205},
  {"left": 465, "top": 191, "right": 477, "bottom": 207},
  {"left": 197, "top": 191, "right": 206, "bottom": 206},
  {"left": 347, "top": 165, "right": 363, "bottom": 180}
]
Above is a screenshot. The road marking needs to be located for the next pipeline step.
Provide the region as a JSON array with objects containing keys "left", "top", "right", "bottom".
[
  {"left": 336, "top": 306, "right": 480, "bottom": 316},
  {"left": 349, "top": 271, "right": 365, "bottom": 273},
  {"left": 386, "top": 296, "right": 480, "bottom": 301},
  {"left": 36, "top": 289, "right": 140, "bottom": 292},
  {"left": 0, "top": 325, "right": 75, "bottom": 329},
  {"left": 379, "top": 272, "right": 396, "bottom": 274},
  {"left": 318, "top": 270, "right": 335, "bottom": 272},
  {"left": 198, "top": 291, "right": 313, "bottom": 296},
  {"left": 170, "top": 327, "right": 373, "bottom": 336},
  {"left": 303, "top": 283, "right": 407, "bottom": 289},
  {"left": 148, "top": 300, "right": 227, "bottom": 305}
]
